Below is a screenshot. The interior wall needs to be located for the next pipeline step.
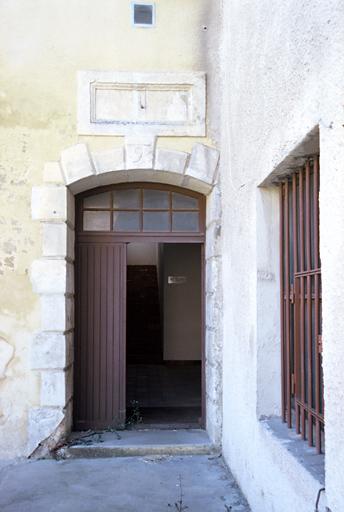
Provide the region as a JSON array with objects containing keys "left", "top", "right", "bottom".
[
  {"left": 127, "top": 242, "right": 158, "bottom": 265},
  {"left": 163, "top": 244, "right": 201, "bottom": 361}
]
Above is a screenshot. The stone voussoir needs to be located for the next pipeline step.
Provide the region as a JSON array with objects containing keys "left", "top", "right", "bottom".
[
  {"left": 154, "top": 148, "right": 189, "bottom": 174},
  {"left": 125, "top": 136, "right": 156, "bottom": 170},
  {"left": 61, "top": 143, "right": 95, "bottom": 186},
  {"left": 185, "top": 143, "right": 220, "bottom": 185},
  {"left": 92, "top": 148, "right": 125, "bottom": 174}
]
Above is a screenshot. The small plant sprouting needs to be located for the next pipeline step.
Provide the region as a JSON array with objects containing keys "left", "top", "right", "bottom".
[
  {"left": 168, "top": 475, "right": 188, "bottom": 512},
  {"left": 126, "top": 400, "right": 143, "bottom": 427}
]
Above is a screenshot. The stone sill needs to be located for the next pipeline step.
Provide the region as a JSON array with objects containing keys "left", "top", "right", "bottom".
[{"left": 260, "top": 416, "right": 325, "bottom": 485}]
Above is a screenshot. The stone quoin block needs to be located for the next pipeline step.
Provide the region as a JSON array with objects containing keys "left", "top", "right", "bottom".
[
  {"left": 42, "top": 223, "right": 69, "bottom": 258},
  {"left": 27, "top": 407, "right": 64, "bottom": 455},
  {"left": 186, "top": 143, "right": 220, "bottom": 184},
  {"left": 40, "top": 370, "right": 67, "bottom": 407},
  {"left": 30, "top": 259, "right": 68, "bottom": 295},
  {"left": 154, "top": 148, "right": 189, "bottom": 174},
  {"left": 61, "top": 143, "right": 95, "bottom": 186},
  {"left": 125, "top": 136, "right": 156, "bottom": 170},
  {"left": 92, "top": 148, "right": 125, "bottom": 174},
  {"left": 40, "top": 295, "right": 74, "bottom": 331},
  {"left": 31, "top": 186, "right": 68, "bottom": 221},
  {"left": 31, "top": 332, "right": 72, "bottom": 370}
]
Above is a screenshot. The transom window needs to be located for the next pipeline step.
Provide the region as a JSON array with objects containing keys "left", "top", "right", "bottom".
[{"left": 78, "top": 184, "right": 204, "bottom": 235}]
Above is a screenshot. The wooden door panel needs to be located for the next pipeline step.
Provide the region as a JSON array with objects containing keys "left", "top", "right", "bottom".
[{"left": 74, "top": 242, "right": 126, "bottom": 430}]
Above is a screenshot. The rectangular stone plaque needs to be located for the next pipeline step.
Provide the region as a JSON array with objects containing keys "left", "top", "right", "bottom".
[{"left": 78, "top": 71, "right": 206, "bottom": 136}]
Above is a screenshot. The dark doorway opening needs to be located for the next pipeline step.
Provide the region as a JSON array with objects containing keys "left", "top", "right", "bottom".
[
  {"left": 74, "top": 183, "right": 206, "bottom": 432},
  {"left": 126, "top": 242, "right": 202, "bottom": 428}
]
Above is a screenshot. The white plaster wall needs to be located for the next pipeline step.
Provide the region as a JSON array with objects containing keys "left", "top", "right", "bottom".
[{"left": 220, "top": 1, "right": 344, "bottom": 511}]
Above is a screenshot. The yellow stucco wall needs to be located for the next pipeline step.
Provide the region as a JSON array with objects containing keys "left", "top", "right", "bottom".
[{"left": 0, "top": 0, "right": 218, "bottom": 457}]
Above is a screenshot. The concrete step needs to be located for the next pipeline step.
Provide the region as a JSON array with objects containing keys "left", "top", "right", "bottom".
[{"left": 62, "top": 429, "right": 218, "bottom": 459}]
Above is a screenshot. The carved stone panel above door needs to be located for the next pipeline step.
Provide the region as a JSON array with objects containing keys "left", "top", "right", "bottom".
[{"left": 78, "top": 71, "right": 206, "bottom": 136}]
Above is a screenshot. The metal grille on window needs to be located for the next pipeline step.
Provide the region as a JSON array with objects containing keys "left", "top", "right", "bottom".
[{"left": 280, "top": 155, "right": 324, "bottom": 453}]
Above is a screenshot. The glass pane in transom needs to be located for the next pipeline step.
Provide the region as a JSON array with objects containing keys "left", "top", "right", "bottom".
[
  {"left": 143, "top": 189, "right": 169, "bottom": 209},
  {"left": 84, "top": 192, "right": 111, "bottom": 209},
  {"left": 84, "top": 211, "right": 111, "bottom": 231},
  {"left": 172, "top": 212, "right": 199, "bottom": 232},
  {"left": 113, "top": 189, "right": 141, "bottom": 209},
  {"left": 113, "top": 211, "right": 140, "bottom": 232},
  {"left": 172, "top": 192, "right": 199, "bottom": 210},
  {"left": 143, "top": 212, "right": 169, "bottom": 231}
]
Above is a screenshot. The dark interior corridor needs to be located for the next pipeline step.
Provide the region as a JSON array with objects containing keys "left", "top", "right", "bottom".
[{"left": 126, "top": 243, "right": 202, "bottom": 428}]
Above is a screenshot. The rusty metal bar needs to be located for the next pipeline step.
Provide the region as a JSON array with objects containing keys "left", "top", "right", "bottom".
[
  {"left": 305, "top": 160, "right": 314, "bottom": 446},
  {"left": 313, "top": 156, "right": 321, "bottom": 452},
  {"left": 280, "top": 183, "right": 286, "bottom": 422},
  {"left": 295, "top": 399, "right": 324, "bottom": 424},
  {"left": 294, "top": 268, "right": 321, "bottom": 277},
  {"left": 292, "top": 173, "right": 300, "bottom": 433},
  {"left": 299, "top": 170, "right": 306, "bottom": 439},
  {"left": 284, "top": 180, "right": 292, "bottom": 427}
]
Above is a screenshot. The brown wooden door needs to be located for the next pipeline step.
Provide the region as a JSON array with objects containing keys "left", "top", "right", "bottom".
[{"left": 73, "top": 242, "right": 126, "bottom": 430}]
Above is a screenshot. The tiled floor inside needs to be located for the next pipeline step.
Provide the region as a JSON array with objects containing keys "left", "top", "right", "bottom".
[{"left": 126, "top": 363, "right": 202, "bottom": 426}]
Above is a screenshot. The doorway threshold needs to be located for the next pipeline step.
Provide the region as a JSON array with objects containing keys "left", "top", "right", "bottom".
[{"left": 63, "top": 429, "right": 217, "bottom": 459}]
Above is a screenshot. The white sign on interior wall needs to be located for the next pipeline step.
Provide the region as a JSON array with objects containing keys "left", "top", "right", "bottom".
[{"left": 78, "top": 71, "right": 206, "bottom": 136}]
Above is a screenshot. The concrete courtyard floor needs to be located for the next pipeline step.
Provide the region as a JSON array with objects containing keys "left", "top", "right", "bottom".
[{"left": 0, "top": 454, "right": 250, "bottom": 512}]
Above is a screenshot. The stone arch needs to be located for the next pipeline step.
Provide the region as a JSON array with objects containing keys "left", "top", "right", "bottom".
[{"left": 29, "top": 140, "right": 221, "bottom": 455}]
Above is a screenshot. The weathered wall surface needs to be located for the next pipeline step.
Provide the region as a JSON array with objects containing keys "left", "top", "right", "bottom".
[
  {"left": 0, "top": 0, "right": 222, "bottom": 457},
  {"left": 220, "top": 1, "right": 344, "bottom": 511}
]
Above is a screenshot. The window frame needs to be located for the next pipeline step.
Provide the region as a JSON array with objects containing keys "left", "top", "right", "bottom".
[{"left": 76, "top": 183, "right": 206, "bottom": 244}]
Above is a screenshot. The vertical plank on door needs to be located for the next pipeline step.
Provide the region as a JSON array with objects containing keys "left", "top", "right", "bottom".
[{"left": 74, "top": 242, "right": 126, "bottom": 430}]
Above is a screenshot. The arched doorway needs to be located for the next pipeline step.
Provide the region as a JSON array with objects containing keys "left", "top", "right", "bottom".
[{"left": 73, "top": 183, "right": 205, "bottom": 431}]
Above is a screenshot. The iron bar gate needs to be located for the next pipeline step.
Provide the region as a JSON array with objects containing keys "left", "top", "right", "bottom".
[{"left": 280, "top": 155, "right": 324, "bottom": 453}]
